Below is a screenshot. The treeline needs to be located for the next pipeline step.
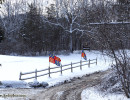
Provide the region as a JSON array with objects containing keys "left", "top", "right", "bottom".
[{"left": 0, "top": 0, "right": 129, "bottom": 55}]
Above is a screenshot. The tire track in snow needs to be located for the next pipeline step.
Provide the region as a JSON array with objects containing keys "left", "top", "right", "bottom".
[{"left": 30, "top": 69, "right": 111, "bottom": 100}]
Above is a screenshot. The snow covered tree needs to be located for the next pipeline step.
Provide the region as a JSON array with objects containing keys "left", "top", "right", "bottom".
[
  {"left": 44, "top": 0, "right": 87, "bottom": 53},
  {"left": 0, "top": 0, "right": 28, "bottom": 54},
  {"left": 0, "top": 0, "right": 27, "bottom": 41}
]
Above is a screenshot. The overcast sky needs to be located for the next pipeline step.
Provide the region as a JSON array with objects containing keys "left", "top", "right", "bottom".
[{"left": 0, "top": 0, "right": 55, "bottom": 16}]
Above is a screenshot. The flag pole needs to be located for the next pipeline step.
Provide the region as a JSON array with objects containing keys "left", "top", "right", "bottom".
[
  {"left": 81, "top": 49, "right": 82, "bottom": 61},
  {"left": 49, "top": 56, "right": 50, "bottom": 67}
]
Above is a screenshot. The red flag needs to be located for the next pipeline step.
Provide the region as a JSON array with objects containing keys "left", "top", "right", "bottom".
[
  {"left": 49, "top": 57, "right": 55, "bottom": 64},
  {"left": 55, "top": 56, "right": 61, "bottom": 62},
  {"left": 55, "top": 56, "right": 61, "bottom": 66}
]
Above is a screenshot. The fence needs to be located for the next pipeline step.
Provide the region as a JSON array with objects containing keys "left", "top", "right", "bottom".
[{"left": 19, "top": 58, "right": 97, "bottom": 81}]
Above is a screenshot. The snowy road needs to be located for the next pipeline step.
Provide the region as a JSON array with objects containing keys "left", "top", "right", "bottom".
[
  {"left": 29, "top": 69, "right": 111, "bottom": 100},
  {"left": 0, "top": 69, "right": 111, "bottom": 100},
  {"left": 0, "top": 69, "right": 128, "bottom": 100}
]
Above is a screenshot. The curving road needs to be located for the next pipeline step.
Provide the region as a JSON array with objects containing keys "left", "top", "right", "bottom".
[{"left": 29, "top": 69, "right": 111, "bottom": 100}]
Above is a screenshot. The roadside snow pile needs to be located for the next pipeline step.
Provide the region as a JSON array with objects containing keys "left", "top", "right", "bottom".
[
  {"left": 81, "top": 88, "right": 129, "bottom": 100},
  {"left": 99, "top": 68, "right": 123, "bottom": 94},
  {"left": 0, "top": 80, "right": 49, "bottom": 88},
  {"left": 28, "top": 80, "right": 48, "bottom": 88},
  {"left": 0, "top": 81, "right": 28, "bottom": 88},
  {"left": 81, "top": 69, "right": 129, "bottom": 100}
]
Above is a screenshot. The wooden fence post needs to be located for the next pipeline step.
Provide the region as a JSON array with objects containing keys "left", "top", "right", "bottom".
[
  {"left": 19, "top": 58, "right": 98, "bottom": 81},
  {"left": 71, "top": 62, "right": 73, "bottom": 72},
  {"left": 19, "top": 72, "right": 22, "bottom": 80},
  {"left": 48, "top": 66, "right": 50, "bottom": 77},
  {"left": 61, "top": 65, "right": 62, "bottom": 75},
  {"left": 80, "top": 60, "right": 82, "bottom": 70},
  {"left": 88, "top": 59, "right": 90, "bottom": 67},
  {"left": 35, "top": 69, "right": 37, "bottom": 80}
]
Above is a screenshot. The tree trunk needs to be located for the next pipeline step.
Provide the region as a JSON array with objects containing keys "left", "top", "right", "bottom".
[{"left": 70, "top": 34, "right": 73, "bottom": 53}]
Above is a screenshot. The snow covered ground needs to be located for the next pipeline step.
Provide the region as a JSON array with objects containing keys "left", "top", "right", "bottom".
[
  {"left": 0, "top": 50, "right": 129, "bottom": 100},
  {"left": 81, "top": 87, "right": 129, "bottom": 100},
  {"left": 0, "top": 50, "right": 111, "bottom": 86}
]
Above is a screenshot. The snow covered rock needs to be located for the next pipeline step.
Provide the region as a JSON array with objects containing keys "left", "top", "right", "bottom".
[
  {"left": 41, "top": 81, "right": 49, "bottom": 87},
  {"left": 28, "top": 80, "right": 48, "bottom": 88},
  {"left": 28, "top": 81, "right": 40, "bottom": 88},
  {"left": 0, "top": 81, "right": 28, "bottom": 88}
]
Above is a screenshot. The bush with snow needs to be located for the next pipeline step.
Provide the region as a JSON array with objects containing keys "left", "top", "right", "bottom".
[
  {"left": 0, "top": 81, "right": 28, "bottom": 88},
  {"left": 28, "top": 80, "right": 48, "bottom": 88},
  {"left": 98, "top": 68, "right": 123, "bottom": 94}
]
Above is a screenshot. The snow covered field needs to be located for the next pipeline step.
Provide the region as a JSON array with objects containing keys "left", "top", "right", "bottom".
[
  {"left": 0, "top": 50, "right": 129, "bottom": 100},
  {"left": 0, "top": 51, "right": 111, "bottom": 86}
]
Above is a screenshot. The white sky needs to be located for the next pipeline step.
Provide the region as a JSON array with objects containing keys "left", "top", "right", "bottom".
[{"left": 0, "top": 0, "right": 55, "bottom": 16}]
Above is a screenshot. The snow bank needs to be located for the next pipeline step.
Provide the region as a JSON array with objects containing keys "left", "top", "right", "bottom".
[
  {"left": 81, "top": 88, "right": 129, "bottom": 100},
  {"left": 0, "top": 81, "right": 28, "bottom": 88}
]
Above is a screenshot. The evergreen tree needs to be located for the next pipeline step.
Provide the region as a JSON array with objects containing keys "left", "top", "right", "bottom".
[
  {"left": 0, "top": 26, "right": 4, "bottom": 42},
  {"left": 20, "top": 3, "right": 44, "bottom": 53},
  {"left": 46, "top": 4, "right": 56, "bottom": 19}
]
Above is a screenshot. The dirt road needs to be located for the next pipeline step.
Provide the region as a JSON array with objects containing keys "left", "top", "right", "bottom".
[
  {"left": 0, "top": 69, "right": 111, "bottom": 100},
  {"left": 30, "top": 69, "right": 111, "bottom": 100}
]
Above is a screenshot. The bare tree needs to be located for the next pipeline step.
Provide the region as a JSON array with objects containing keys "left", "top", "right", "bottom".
[
  {"left": 92, "top": 23, "right": 130, "bottom": 98},
  {"left": 0, "top": 0, "right": 28, "bottom": 41},
  {"left": 44, "top": 0, "right": 87, "bottom": 53},
  {"left": 0, "top": 0, "right": 29, "bottom": 54}
]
